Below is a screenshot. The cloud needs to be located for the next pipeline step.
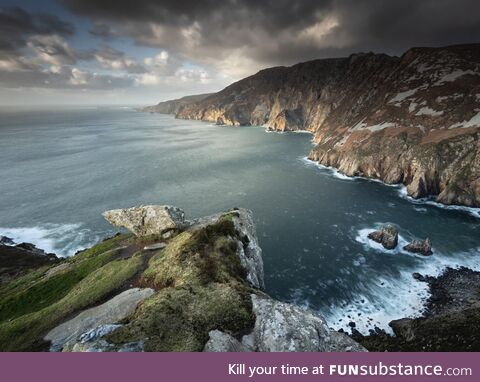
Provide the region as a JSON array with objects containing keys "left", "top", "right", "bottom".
[
  {"left": 0, "top": 6, "right": 74, "bottom": 54},
  {"left": 93, "top": 46, "right": 146, "bottom": 73},
  {"left": 61, "top": 0, "right": 480, "bottom": 79}
]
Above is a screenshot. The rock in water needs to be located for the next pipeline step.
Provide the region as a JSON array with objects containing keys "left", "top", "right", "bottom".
[
  {"left": 367, "top": 224, "right": 399, "bottom": 250},
  {"left": 403, "top": 238, "right": 433, "bottom": 256},
  {"left": 102, "top": 205, "right": 186, "bottom": 236}
]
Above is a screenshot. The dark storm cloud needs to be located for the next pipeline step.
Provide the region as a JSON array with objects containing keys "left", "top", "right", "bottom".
[
  {"left": 0, "top": 6, "right": 74, "bottom": 53},
  {"left": 60, "top": 0, "right": 480, "bottom": 76}
]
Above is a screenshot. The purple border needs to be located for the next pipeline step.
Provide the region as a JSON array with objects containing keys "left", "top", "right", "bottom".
[{"left": 1, "top": 352, "right": 478, "bottom": 382}]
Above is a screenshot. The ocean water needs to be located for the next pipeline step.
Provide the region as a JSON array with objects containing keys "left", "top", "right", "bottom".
[{"left": 1, "top": 106, "right": 479, "bottom": 334}]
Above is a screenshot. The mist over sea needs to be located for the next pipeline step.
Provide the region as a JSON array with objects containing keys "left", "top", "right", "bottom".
[{"left": 1, "top": 106, "right": 479, "bottom": 333}]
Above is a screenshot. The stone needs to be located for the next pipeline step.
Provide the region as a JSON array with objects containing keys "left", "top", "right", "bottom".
[
  {"left": 102, "top": 205, "right": 186, "bottom": 237},
  {"left": 45, "top": 288, "right": 154, "bottom": 351},
  {"left": 403, "top": 238, "right": 433, "bottom": 256},
  {"left": 143, "top": 242, "right": 167, "bottom": 251},
  {"left": 203, "top": 330, "right": 251, "bottom": 352},
  {"left": 15, "top": 242, "right": 46, "bottom": 256},
  {"left": 242, "top": 294, "right": 367, "bottom": 352},
  {"left": 367, "top": 224, "right": 399, "bottom": 250}
]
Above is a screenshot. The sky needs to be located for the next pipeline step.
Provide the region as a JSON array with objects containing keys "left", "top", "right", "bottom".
[{"left": 1, "top": 0, "right": 480, "bottom": 106}]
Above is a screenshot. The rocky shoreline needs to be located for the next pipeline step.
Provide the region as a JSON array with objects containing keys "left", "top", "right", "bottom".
[{"left": 352, "top": 267, "right": 480, "bottom": 351}]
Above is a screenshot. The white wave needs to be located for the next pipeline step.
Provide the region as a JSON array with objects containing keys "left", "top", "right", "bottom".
[
  {"left": 397, "top": 185, "right": 480, "bottom": 218},
  {"left": 0, "top": 224, "right": 99, "bottom": 257},
  {"left": 301, "top": 156, "right": 480, "bottom": 218},
  {"left": 323, "top": 227, "right": 480, "bottom": 335}
]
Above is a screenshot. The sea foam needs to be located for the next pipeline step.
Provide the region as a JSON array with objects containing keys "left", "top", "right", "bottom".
[{"left": 0, "top": 223, "right": 99, "bottom": 257}]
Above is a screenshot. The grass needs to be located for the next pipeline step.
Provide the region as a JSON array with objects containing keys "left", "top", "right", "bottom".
[{"left": 0, "top": 255, "right": 143, "bottom": 351}]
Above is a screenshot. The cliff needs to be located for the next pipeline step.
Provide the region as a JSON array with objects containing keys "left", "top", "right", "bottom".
[
  {"left": 149, "top": 44, "right": 480, "bottom": 207},
  {"left": 0, "top": 205, "right": 364, "bottom": 352},
  {"left": 141, "top": 93, "right": 212, "bottom": 114}
]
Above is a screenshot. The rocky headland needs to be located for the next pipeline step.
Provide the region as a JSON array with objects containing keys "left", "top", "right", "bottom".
[
  {"left": 0, "top": 205, "right": 365, "bottom": 352},
  {"left": 143, "top": 43, "right": 480, "bottom": 208}
]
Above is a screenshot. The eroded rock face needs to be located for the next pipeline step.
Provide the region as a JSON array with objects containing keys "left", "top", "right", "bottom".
[
  {"left": 45, "top": 288, "right": 154, "bottom": 351},
  {"left": 204, "top": 294, "right": 366, "bottom": 352},
  {"left": 403, "top": 238, "right": 433, "bottom": 256},
  {"left": 102, "top": 205, "right": 186, "bottom": 236},
  {"left": 367, "top": 225, "right": 399, "bottom": 250},
  {"left": 188, "top": 208, "right": 265, "bottom": 290}
]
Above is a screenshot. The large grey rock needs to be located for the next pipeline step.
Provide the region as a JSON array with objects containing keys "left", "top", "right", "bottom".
[
  {"left": 45, "top": 288, "right": 154, "bottom": 351},
  {"left": 102, "top": 205, "right": 186, "bottom": 236},
  {"left": 203, "top": 294, "right": 366, "bottom": 352},
  {"left": 246, "top": 295, "right": 366, "bottom": 352},
  {"left": 368, "top": 224, "right": 399, "bottom": 250},
  {"left": 203, "top": 330, "right": 251, "bottom": 352}
]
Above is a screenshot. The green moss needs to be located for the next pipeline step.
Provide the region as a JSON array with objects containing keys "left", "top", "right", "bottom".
[
  {"left": 0, "top": 255, "right": 143, "bottom": 351},
  {"left": 141, "top": 216, "right": 245, "bottom": 289},
  {"left": 72, "top": 233, "right": 133, "bottom": 261},
  {"left": 107, "top": 283, "right": 254, "bottom": 352},
  {"left": 108, "top": 215, "right": 255, "bottom": 351}
]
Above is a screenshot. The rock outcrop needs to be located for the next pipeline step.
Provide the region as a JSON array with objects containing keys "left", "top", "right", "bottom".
[
  {"left": 204, "top": 295, "right": 366, "bottom": 352},
  {"left": 403, "top": 238, "right": 433, "bottom": 256},
  {"left": 102, "top": 205, "right": 186, "bottom": 237},
  {"left": 355, "top": 267, "right": 480, "bottom": 351},
  {"left": 0, "top": 238, "right": 59, "bottom": 284},
  {"left": 146, "top": 43, "right": 480, "bottom": 208},
  {"left": 0, "top": 206, "right": 364, "bottom": 352},
  {"left": 367, "top": 225, "right": 399, "bottom": 250}
]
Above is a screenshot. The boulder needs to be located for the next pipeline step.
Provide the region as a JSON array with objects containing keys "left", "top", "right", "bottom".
[
  {"left": 203, "top": 330, "right": 251, "bottom": 352},
  {"left": 403, "top": 238, "right": 432, "bottom": 256},
  {"left": 204, "top": 294, "right": 366, "bottom": 352},
  {"left": 102, "top": 205, "right": 186, "bottom": 237},
  {"left": 45, "top": 288, "right": 154, "bottom": 351},
  {"left": 367, "top": 224, "right": 398, "bottom": 250}
]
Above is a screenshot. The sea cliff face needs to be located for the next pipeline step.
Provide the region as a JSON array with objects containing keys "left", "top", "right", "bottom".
[{"left": 149, "top": 44, "right": 480, "bottom": 207}]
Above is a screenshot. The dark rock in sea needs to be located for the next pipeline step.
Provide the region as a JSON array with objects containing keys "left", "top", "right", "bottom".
[
  {"left": 412, "top": 272, "right": 428, "bottom": 282},
  {"left": 15, "top": 242, "right": 47, "bottom": 256},
  {"left": 367, "top": 224, "right": 398, "bottom": 250},
  {"left": 0, "top": 235, "right": 15, "bottom": 246},
  {"left": 403, "top": 238, "right": 432, "bottom": 256},
  {"left": 0, "top": 244, "right": 59, "bottom": 284}
]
